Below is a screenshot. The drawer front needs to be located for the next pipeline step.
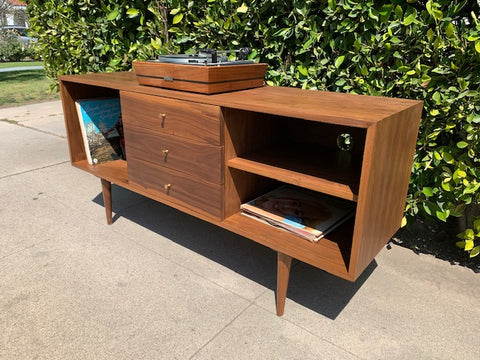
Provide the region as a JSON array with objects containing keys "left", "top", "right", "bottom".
[
  {"left": 128, "top": 156, "right": 222, "bottom": 218},
  {"left": 121, "top": 91, "right": 222, "bottom": 146},
  {"left": 124, "top": 125, "right": 223, "bottom": 185}
]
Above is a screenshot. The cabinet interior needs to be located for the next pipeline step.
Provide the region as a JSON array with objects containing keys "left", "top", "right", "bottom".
[
  {"left": 224, "top": 108, "right": 367, "bottom": 201},
  {"left": 223, "top": 109, "right": 365, "bottom": 271}
]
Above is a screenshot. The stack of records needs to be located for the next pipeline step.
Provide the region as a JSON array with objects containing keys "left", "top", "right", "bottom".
[{"left": 241, "top": 185, "right": 355, "bottom": 242}]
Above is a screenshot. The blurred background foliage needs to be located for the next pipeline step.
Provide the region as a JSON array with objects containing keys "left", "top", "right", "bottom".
[{"left": 27, "top": 0, "right": 480, "bottom": 258}]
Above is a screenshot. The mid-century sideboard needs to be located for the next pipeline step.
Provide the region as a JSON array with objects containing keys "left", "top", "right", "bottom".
[{"left": 59, "top": 71, "right": 423, "bottom": 315}]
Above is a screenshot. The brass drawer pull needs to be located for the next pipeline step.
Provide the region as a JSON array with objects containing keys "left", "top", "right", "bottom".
[
  {"left": 164, "top": 183, "right": 171, "bottom": 193},
  {"left": 159, "top": 113, "right": 166, "bottom": 127},
  {"left": 162, "top": 149, "right": 169, "bottom": 162}
]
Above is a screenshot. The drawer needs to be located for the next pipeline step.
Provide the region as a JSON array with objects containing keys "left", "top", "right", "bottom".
[
  {"left": 121, "top": 91, "right": 222, "bottom": 145},
  {"left": 128, "top": 156, "right": 223, "bottom": 218},
  {"left": 124, "top": 125, "right": 223, "bottom": 185}
]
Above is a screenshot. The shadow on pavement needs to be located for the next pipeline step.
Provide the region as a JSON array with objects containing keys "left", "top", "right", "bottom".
[{"left": 92, "top": 184, "right": 375, "bottom": 319}]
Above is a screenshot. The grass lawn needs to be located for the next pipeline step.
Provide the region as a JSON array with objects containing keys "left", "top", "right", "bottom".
[
  {"left": 0, "top": 68, "right": 59, "bottom": 107},
  {"left": 0, "top": 61, "right": 43, "bottom": 69}
]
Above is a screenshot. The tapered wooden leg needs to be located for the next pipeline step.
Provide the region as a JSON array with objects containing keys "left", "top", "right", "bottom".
[
  {"left": 101, "top": 178, "right": 113, "bottom": 225},
  {"left": 276, "top": 252, "right": 292, "bottom": 316}
]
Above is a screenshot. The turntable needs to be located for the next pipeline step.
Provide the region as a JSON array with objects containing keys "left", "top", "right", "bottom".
[{"left": 133, "top": 48, "right": 268, "bottom": 94}]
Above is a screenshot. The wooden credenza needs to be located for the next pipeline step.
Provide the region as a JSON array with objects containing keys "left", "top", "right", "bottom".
[{"left": 59, "top": 72, "right": 423, "bottom": 316}]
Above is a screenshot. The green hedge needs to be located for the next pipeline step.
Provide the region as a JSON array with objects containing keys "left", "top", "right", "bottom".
[{"left": 27, "top": 0, "right": 480, "bottom": 257}]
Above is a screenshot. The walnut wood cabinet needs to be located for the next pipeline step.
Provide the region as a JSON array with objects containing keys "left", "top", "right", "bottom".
[{"left": 59, "top": 72, "right": 423, "bottom": 316}]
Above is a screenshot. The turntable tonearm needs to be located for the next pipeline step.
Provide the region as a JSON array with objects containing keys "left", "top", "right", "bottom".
[{"left": 155, "top": 47, "right": 254, "bottom": 66}]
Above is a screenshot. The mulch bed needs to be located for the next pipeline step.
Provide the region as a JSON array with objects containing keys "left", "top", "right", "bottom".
[{"left": 391, "top": 218, "right": 480, "bottom": 273}]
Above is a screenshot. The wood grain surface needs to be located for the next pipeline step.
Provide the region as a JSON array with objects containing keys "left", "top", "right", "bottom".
[
  {"left": 60, "top": 72, "right": 423, "bottom": 287},
  {"left": 121, "top": 90, "right": 222, "bottom": 145},
  {"left": 124, "top": 125, "right": 223, "bottom": 185}
]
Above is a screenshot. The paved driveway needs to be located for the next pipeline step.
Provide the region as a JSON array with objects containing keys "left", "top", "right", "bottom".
[{"left": 0, "top": 100, "right": 479, "bottom": 359}]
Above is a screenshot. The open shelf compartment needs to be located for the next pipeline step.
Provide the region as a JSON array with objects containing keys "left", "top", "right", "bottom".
[
  {"left": 224, "top": 108, "right": 366, "bottom": 202},
  {"left": 59, "top": 81, "right": 121, "bottom": 165},
  {"left": 228, "top": 143, "right": 361, "bottom": 201},
  {"left": 223, "top": 211, "right": 353, "bottom": 277},
  {"left": 223, "top": 167, "right": 356, "bottom": 276}
]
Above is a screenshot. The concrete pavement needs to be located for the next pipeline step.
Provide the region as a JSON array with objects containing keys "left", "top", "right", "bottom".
[
  {"left": 0, "top": 66, "right": 44, "bottom": 72},
  {"left": 1, "top": 100, "right": 479, "bottom": 359}
]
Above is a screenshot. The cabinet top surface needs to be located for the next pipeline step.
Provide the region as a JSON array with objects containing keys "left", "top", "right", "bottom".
[{"left": 59, "top": 71, "right": 423, "bottom": 127}]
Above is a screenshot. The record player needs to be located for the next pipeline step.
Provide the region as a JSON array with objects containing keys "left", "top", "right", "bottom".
[{"left": 133, "top": 48, "right": 268, "bottom": 94}]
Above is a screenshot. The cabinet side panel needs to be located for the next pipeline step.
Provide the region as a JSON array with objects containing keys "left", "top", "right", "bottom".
[
  {"left": 59, "top": 81, "right": 87, "bottom": 163},
  {"left": 350, "top": 103, "right": 423, "bottom": 278}
]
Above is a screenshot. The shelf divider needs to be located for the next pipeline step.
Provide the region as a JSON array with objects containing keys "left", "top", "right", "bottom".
[{"left": 227, "top": 144, "right": 361, "bottom": 201}]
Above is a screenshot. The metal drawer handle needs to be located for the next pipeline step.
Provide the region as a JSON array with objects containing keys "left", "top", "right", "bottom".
[
  {"left": 162, "top": 149, "right": 169, "bottom": 162},
  {"left": 159, "top": 113, "right": 166, "bottom": 127},
  {"left": 164, "top": 183, "right": 171, "bottom": 193}
]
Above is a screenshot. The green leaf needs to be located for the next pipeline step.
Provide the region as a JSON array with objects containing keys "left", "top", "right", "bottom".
[
  {"left": 170, "top": 8, "right": 181, "bottom": 15},
  {"left": 436, "top": 209, "right": 450, "bottom": 222},
  {"left": 445, "top": 122, "right": 455, "bottom": 131},
  {"left": 456, "top": 240, "right": 465, "bottom": 249},
  {"left": 474, "top": 219, "right": 480, "bottom": 233},
  {"left": 403, "top": 10, "right": 417, "bottom": 26},
  {"left": 394, "top": 5, "right": 403, "bottom": 19},
  {"left": 150, "top": 38, "right": 162, "bottom": 50},
  {"left": 453, "top": 169, "right": 466, "bottom": 180},
  {"left": 442, "top": 152, "right": 454, "bottom": 164},
  {"left": 470, "top": 246, "right": 480, "bottom": 258},
  {"left": 172, "top": 13, "right": 184, "bottom": 24},
  {"left": 441, "top": 181, "right": 453, "bottom": 191},
  {"left": 422, "top": 187, "right": 433, "bottom": 197},
  {"left": 126, "top": 8, "right": 139, "bottom": 18},
  {"left": 426, "top": 1, "right": 443, "bottom": 20},
  {"left": 297, "top": 65, "right": 308, "bottom": 76},
  {"left": 445, "top": 23, "right": 454, "bottom": 37},
  {"left": 464, "top": 183, "right": 480, "bottom": 194},
  {"left": 401, "top": 216, "right": 407, "bottom": 227},
  {"left": 108, "top": 57, "right": 121, "bottom": 67},
  {"left": 465, "top": 239, "right": 474, "bottom": 251},
  {"left": 426, "top": 0, "right": 433, "bottom": 14},
  {"left": 457, "top": 141, "right": 468, "bottom": 149},
  {"left": 328, "top": 0, "right": 336, "bottom": 11},
  {"left": 476, "top": 41, "right": 480, "bottom": 54},
  {"left": 335, "top": 55, "right": 345, "bottom": 68},
  {"left": 379, "top": 5, "right": 393, "bottom": 18},
  {"left": 237, "top": 3, "right": 248, "bottom": 13},
  {"left": 369, "top": 8, "right": 379, "bottom": 21},
  {"left": 427, "top": 28, "right": 434, "bottom": 42},
  {"left": 463, "top": 229, "right": 475, "bottom": 241},
  {"left": 106, "top": 9, "right": 119, "bottom": 21},
  {"left": 432, "top": 91, "right": 441, "bottom": 104},
  {"left": 423, "top": 203, "right": 433, "bottom": 215}
]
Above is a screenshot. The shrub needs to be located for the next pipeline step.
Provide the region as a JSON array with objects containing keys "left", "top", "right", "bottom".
[
  {"left": 0, "top": 30, "right": 24, "bottom": 62},
  {"left": 21, "top": 42, "right": 39, "bottom": 61},
  {"left": 26, "top": 0, "right": 166, "bottom": 81},
  {"left": 27, "top": 0, "right": 480, "bottom": 258}
]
